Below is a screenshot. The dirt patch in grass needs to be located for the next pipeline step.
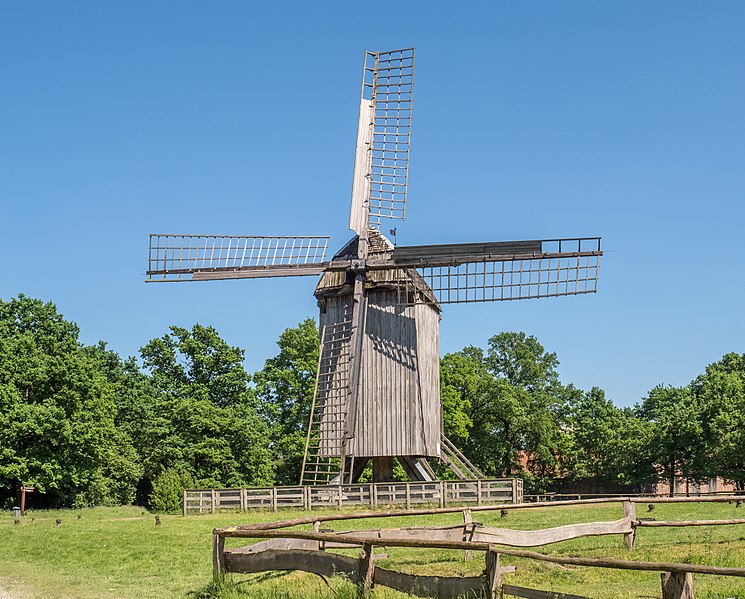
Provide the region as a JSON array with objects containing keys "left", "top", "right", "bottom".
[{"left": 0, "top": 578, "right": 30, "bottom": 599}]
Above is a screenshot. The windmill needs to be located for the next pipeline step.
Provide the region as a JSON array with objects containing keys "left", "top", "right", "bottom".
[{"left": 146, "top": 48, "right": 602, "bottom": 485}]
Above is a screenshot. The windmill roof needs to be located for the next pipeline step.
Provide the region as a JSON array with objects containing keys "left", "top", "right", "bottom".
[{"left": 315, "top": 230, "right": 440, "bottom": 310}]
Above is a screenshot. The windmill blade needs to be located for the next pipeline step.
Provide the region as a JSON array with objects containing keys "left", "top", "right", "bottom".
[
  {"left": 349, "top": 48, "right": 414, "bottom": 233},
  {"left": 146, "top": 234, "right": 329, "bottom": 282},
  {"left": 375, "top": 237, "right": 602, "bottom": 305}
]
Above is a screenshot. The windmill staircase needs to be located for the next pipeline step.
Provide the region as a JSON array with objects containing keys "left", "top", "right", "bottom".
[
  {"left": 300, "top": 320, "right": 352, "bottom": 485},
  {"left": 439, "top": 433, "right": 484, "bottom": 480}
]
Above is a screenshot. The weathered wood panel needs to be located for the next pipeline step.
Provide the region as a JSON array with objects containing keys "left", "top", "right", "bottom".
[
  {"left": 330, "top": 517, "right": 632, "bottom": 548},
  {"left": 373, "top": 567, "right": 485, "bottom": 599},
  {"left": 227, "top": 538, "right": 320, "bottom": 553},
  {"left": 223, "top": 548, "right": 359, "bottom": 580},
  {"left": 353, "top": 291, "right": 441, "bottom": 457},
  {"left": 474, "top": 517, "right": 633, "bottom": 547}
]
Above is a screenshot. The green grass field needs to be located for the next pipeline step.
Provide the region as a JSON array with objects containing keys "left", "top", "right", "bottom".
[{"left": 1, "top": 501, "right": 744, "bottom": 598}]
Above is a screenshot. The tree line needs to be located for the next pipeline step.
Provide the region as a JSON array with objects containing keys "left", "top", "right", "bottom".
[{"left": 1, "top": 295, "right": 743, "bottom": 510}]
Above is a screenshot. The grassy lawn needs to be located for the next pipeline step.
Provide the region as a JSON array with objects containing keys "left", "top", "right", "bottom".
[{"left": 1, "top": 501, "right": 744, "bottom": 598}]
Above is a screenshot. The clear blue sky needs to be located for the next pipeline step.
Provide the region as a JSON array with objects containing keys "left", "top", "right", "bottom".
[{"left": 2, "top": 2, "right": 743, "bottom": 407}]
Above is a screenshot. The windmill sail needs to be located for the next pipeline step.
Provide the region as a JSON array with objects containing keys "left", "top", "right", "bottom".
[
  {"left": 147, "top": 234, "right": 329, "bottom": 282},
  {"left": 379, "top": 237, "right": 602, "bottom": 305},
  {"left": 349, "top": 48, "right": 414, "bottom": 234}
]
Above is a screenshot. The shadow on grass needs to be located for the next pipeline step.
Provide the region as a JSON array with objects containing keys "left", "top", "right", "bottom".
[{"left": 189, "top": 574, "right": 362, "bottom": 599}]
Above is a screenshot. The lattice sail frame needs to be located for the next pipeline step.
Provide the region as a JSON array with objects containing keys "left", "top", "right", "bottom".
[
  {"left": 391, "top": 238, "right": 602, "bottom": 305},
  {"left": 147, "top": 234, "right": 329, "bottom": 281},
  {"left": 364, "top": 48, "right": 414, "bottom": 227}
]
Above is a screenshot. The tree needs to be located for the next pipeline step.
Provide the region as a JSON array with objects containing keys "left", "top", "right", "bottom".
[
  {"left": 138, "top": 324, "right": 273, "bottom": 490},
  {"left": 694, "top": 353, "right": 745, "bottom": 490},
  {"left": 486, "top": 331, "right": 560, "bottom": 393},
  {"left": 254, "top": 319, "right": 319, "bottom": 485},
  {"left": 565, "top": 387, "right": 655, "bottom": 490},
  {"left": 0, "top": 295, "right": 141, "bottom": 507},
  {"left": 439, "top": 348, "right": 482, "bottom": 444},
  {"left": 440, "top": 333, "right": 568, "bottom": 491},
  {"left": 636, "top": 385, "right": 706, "bottom": 495}
]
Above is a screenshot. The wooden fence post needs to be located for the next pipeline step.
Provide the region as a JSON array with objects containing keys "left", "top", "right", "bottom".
[
  {"left": 477, "top": 479, "right": 483, "bottom": 506},
  {"left": 240, "top": 488, "right": 247, "bottom": 512},
  {"left": 271, "top": 487, "right": 278, "bottom": 512},
  {"left": 440, "top": 481, "right": 446, "bottom": 508},
  {"left": 485, "top": 546, "right": 502, "bottom": 598},
  {"left": 406, "top": 483, "right": 411, "bottom": 510},
  {"left": 359, "top": 543, "right": 375, "bottom": 598},
  {"left": 211, "top": 489, "right": 217, "bottom": 514},
  {"left": 661, "top": 572, "right": 694, "bottom": 599},
  {"left": 623, "top": 500, "right": 637, "bottom": 550},
  {"left": 182, "top": 490, "right": 188, "bottom": 517},
  {"left": 511, "top": 479, "right": 518, "bottom": 504},
  {"left": 462, "top": 509, "right": 474, "bottom": 561},
  {"left": 212, "top": 531, "right": 225, "bottom": 579}
]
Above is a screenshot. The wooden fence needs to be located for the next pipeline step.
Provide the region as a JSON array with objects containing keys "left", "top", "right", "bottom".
[
  {"left": 213, "top": 495, "right": 745, "bottom": 599},
  {"left": 184, "top": 478, "right": 522, "bottom": 515}
]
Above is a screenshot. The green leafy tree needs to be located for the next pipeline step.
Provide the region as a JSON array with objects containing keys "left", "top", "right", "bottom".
[
  {"left": 565, "top": 387, "right": 655, "bottom": 490},
  {"left": 439, "top": 349, "right": 482, "bottom": 444},
  {"left": 138, "top": 324, "right": 273, "bottom": 490},
  {"left": 694, "top": 353, "right": 745, "bottom": 490},
  {"left": 254, "top": 319, "right": 319, "bottom": 484},
  {"left": 0, "top": 295, "right": 141, "bottom": 507},
  {"left": 636, "top": 385, "right": 706, "bottom": 495},
  {"left": 441, "top": 333, "right": 568, "bottom": 491}
]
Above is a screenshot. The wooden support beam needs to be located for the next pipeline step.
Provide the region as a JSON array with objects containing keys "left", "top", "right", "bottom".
[
  {"left": 463, "top": 510, "right": 474, "bottom": 561},
  {"left": 212, "top": 531, "right": 225, "bottom": 579},
  {"left": 623, "top": 501, "right": 636, "bottom": 550},
  {"left": 638, "top": 518, "right": 745, "bottom": 527},
  {"left": 359, "top": 543, "right": 375, "bottom": 597},
  {"left": 485, "top": 547, "right": 502, "bottom": 598},
  {"left": 661, "top": 572, "right": 694, "bottom": 599}
]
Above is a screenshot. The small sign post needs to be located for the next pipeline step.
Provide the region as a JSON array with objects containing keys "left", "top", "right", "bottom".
[{"left": 20, "top": 485, "right": 35, "bottom": 516}]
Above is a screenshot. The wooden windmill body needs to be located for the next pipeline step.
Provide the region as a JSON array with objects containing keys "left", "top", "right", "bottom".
[{"left": 146, "top": 48, "right": 603, "bottom": 484}]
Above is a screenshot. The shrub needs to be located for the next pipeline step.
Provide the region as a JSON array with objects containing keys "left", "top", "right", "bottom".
[{"left": 149, "top": 469, "right": 195, "bottom": 513}]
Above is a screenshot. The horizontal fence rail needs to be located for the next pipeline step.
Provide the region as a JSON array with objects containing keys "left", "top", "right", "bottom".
[{"left": 184, "top": 479, "right": 521, "bottom": 515}]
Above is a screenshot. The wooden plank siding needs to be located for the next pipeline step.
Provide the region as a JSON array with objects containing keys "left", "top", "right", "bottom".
[{"left": 318, "top": 289, "right": 441, "bottom": 458}]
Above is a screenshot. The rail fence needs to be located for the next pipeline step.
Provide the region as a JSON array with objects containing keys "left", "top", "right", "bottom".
[
  {"left": 184, "top": 478, "right": 521, "bottom": 515},
  {"left": 213, "top": 495, "right": 745, "bottom": 599}
]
